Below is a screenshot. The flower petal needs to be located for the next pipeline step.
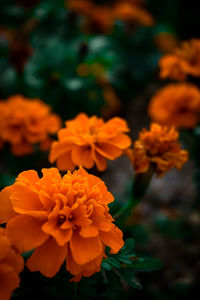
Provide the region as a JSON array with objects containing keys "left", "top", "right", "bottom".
[
  {"left": 107, "top": 134, "right": 132, "bottom": 149},
  {"left": 95, "top": 142, "right": 122, "bottom": 159},
  {"left": 93, "top": 151, "right": 107, "bottom": 171},
  {"left": 49, "top": 141, "right": 71, "bottom": 162},
  {"left": 0, "top": 186, "right": 17, "bottom": 224},
  {"left": 80, "top": 224, "right": 99, "bottom": 238},
  {"left": 0, "top": 235, "right": 10, "bottom": 260},
  {"left": 56, "top": 152, "right": 75, "bottom": 171},
  {"left": 6, "top": 215, "right": 48, "bottom": 252},
  {"left": 1, "top": 250, "right": 24, "bottom": 274},
  {"left": 71, "top": 146, "right": 95, "bottom": 169},
  {"left": 100, "top": 224, "right": 124, "bottom": 254},
  {"left": 42, "top": 220, "right": 73, "bottom": 246},
  {"left": 16, "top": 170, "right": 40, "bottom": 192},
  {"left": 0, "top": 263, "right": 20, "bottom": 300},
  {"left": 27, "top": 238, "right": 67, "bottom": 277},
  {"left": 11, "top": 189, "right": 42, "bottom": 214},
  {"left": 70, "top": 232, "right": 102, "bottom": 265}
]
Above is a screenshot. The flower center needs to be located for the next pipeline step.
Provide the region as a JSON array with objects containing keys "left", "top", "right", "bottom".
[{"left": 58, "top": 214, "right": 66, "bottom": 225}]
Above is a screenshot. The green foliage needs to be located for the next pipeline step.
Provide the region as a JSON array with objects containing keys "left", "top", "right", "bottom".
[
  {"left": 101, "top": 238, "right": 162, "bottom": 291},
  {"left": 1, "top": 0, "right": 200, "bottom": 299},
  {"left": 12, "top": 239, "right": 162, "bottom": 299}
]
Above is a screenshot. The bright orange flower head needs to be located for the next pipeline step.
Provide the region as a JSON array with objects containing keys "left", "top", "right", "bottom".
[
  {"left": 126, "top": 123, "right": 188, "bottom": 177},
  {"left": 148, "top": 83, "right": 200, "bottom": 129},
  {"left": 0, "top": 228, "right": 24, "bottom": 300},
  {"left": 159, "top": 38, "right": 200, "bottom": 80},
  {"left": 0, "top": 95, "right": 61, "bottom": 156},
  {"left": 49, "top": 113, "right": 131, "bottom": 171},
  {"left": 0, "top": 168, "right": 124, "bottom": 281}
]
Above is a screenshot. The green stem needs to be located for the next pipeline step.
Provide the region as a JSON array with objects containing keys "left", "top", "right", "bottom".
[
  {"left": 73, "top": 282, "right": 78, "bottom": 300},
  {"left": 114, "top": 168, "right": 154, "bottom": 220}
]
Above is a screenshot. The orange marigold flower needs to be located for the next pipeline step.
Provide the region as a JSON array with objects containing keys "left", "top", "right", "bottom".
[
  {"left": 148, "top": 83, "right": 200, "bottom": 129},
  {"left": 0, "top": 168, "right": 124, "bottom": 281},
  {"left": 175, "top": 39, "right": 200, "bottom": 77},
  {"left": 49, "top": 113, "right": 131, "bottom": 171},
  {"left": 126, "top": 123, "right": 188, "bottom": 177},
  {"left": 0, "top": 228, "right": 24, "bottom": 300},
  {"left": 159, "top": 38, "right": 200, "bottom": 80},
  {"left": 0, "top": 95, "right": 61, "bottom": 156}
]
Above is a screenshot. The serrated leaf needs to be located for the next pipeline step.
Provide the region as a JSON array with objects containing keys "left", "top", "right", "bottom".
[
  {"left": 119, "top": 238, "right": 135, "bottom": 255},
  {"left": 117, "top": 255, "right": 133, "bottom": 265},
  {"left": 101, "top": 260, "right": 112, "bottom": 271},
  {"left": 120, "top": 269, "right": 143, "bottom": 290},
  {"left": 106, "top": 257, "right": 121, "bottom": 269},
  {"left": 128, "top": 257, "right": 163, "bottom": 272}
]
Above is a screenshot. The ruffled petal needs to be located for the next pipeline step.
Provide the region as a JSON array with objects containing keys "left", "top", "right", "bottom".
[
  {"left": 56, "top": 152, "right": 75, "bottom": 171},
  {"left": 6, "top": 215, "right": 48, "bottom": 252},
  {"left": 0, "top": 263, "right": 20, "bottom": 300},
  {"left": 70, "top": 232, "right": 103, "bottom": 265},
  {"left": 27, "top": 238, "right": 67, "bottom": 277},
  {"left": 71, "top": 146, "right": 95, "bottom": 169},
  {"left": 95, "top": 142, "right": 122, "bottom": 159},
  {"left": 80, "top": 224, "right": 99, "bottom": 238},
  {"left": 100, "top": 224, "right": 124, "bottom": 254},
  {"left": 0, "top": 186, "right": 17, "bottom": 224}
]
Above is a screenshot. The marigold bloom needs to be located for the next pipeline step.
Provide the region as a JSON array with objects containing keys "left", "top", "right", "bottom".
[
  {"left": 0, "top": 95, "right": 61, "bottom": 156},
  {"left": 0, "top": 168, "right": 124, "bottom": 281},
  {"left": 66, "top": 0, "right": 153, "bottom": 33},
  {"left": 126, "top": 123, "right": 188, "bottom": 177},
  {"left": 49, "top": 113, "right": 131, "bottom": 171},
  {"left": 114, "top": 1, "right": 154, "bottom": 27},
  {"left": 154, "top": 32, "right": 178, "bottom": 54},
  {"left": 159, "top": 55, "right": 186, "bottom": 81},
  {"left": 159, "top": 38, "right": 200, "bottom": 80},
  {"left": 0, "top": 228, "right": 24, "bottom": 300},
  {"left": 148, "top": 83, "right": 200, "bottom": 129}
]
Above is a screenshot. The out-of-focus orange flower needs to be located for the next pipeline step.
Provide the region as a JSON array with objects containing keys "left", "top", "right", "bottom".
[
  {"left": 154, "top": 32, "right": 178, "bottom": 54},
  {"left": 101, "top": 86, "right": 122, "bottom": 117},
  {"left": 0, "top": 228, "right": 24, "bottom": 300},
  {"left": 159, "top": 38, "right": 200, "bottom": 80},
  {"left": 66, "top": 0, "right": 154, "bottom": 34},
  {"left": 114, "top": 1, "right": 154, "bottom": 27},
  {"left": 175, "top": 39, "right": 200, "bottom": 77},
  {"left": 0, "top": 167, "right": 124, "bottom": 281},
  {"left": 77, "top": 62, "right": 106, "bottom": 78},
  {"left": 0, "top": 20, "right": 38, "bottom": 73},
  {"left": 49, "top": 113, "right": 131, "bottom": 171},
  {"left": 67, "top": 0, "right": 114, "bottom": 33},
  {"left": 126, "top": 123, "right": 188, "bottom": 177},
  {"left": 159, "top": 55, "right": 186, "bottom": 81},
  {"left": 0, "top": 95, "right": 61, "bottom": 156},
  {"left": 148, "top": 83, "right": 200, "bottom": 129}
]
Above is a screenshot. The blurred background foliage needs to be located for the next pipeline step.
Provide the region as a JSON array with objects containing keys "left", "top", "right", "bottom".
[{"left": 1, "top": 0, "right": 200, "bottom": 299}]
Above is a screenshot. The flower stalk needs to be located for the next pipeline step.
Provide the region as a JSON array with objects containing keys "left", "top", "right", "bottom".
[{"left": 115, "top": 167, "right": 154, "bottom": 220}]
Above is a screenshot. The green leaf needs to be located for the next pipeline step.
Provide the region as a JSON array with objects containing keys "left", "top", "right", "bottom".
[
  {"left": 128, "top": 257, "right": 163, "bottom": 272},
  {"left": 106, "top": 257, "right": 121, "bottom": 269},
  {"left": 101, "top": 260, "right": 112, "bottom": 271},
  {"left": 119, "top": 238, "right": 135, "bottom": 255},
  {"left": 120, "top": 269, "right": 143, "bottom": 290}
]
